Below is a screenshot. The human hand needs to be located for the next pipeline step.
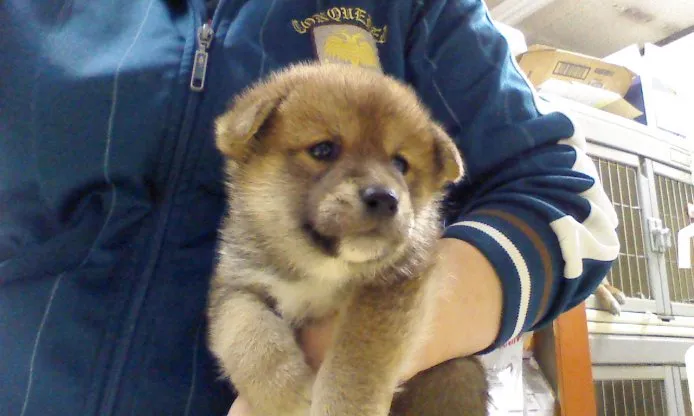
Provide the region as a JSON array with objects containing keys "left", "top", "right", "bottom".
[{"left": 227, "top": 397, "right": 253, "bottom": 416}]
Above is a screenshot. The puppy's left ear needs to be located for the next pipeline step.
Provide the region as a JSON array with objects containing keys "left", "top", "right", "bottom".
[
  {"left": 431, "top": 123, "right": 465, "bottom": 187},
  {"left": 215, "top": 87, "right": 285, "bottom": 162}
]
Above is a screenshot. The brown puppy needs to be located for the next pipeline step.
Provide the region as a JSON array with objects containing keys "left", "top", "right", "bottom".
[{"left": 207, "top": 62, "right": 488, "bottom": 416}]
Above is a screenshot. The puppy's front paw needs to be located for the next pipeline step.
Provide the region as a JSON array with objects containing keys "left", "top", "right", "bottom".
[
  {"left": 244, "top": 353, "right": 314, "bottom": 416},
  {"left": 595, "top": 281, "right": 627, "bottom": 316},
  {"left": 275, "top": 358, "right": 315, "bottom": 414},
  {"left": 309, "top": 372, "right": 392, "bottom": 416}
]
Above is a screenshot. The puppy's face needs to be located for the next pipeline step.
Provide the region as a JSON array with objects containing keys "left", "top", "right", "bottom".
[{"left": 216, "top": 64, "right": 463, "bottom": 271}]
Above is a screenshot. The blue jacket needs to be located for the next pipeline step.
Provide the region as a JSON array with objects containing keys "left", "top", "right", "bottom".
[{"left": 0, "top": 1, "right": 619, "bottom": 415}]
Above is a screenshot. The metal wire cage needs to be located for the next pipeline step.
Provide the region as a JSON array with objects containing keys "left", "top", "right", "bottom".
[
  {"left": 594, "top": 379, "right": 669, "bottom": 416},
  {"left": 587, "top": 152, "right": 693, "bottom": 415},
  {"left": 655, "top": 174, "right": 694, "bottom": 304},
  {"left": 546, "top": 93, "right": 694, "bottom": 416},
  {"left": 591, "top": 156, "right": 652, "bottom": 300},
  {"left": 684, "top": 379, "right": 692, "bottom": 416}
]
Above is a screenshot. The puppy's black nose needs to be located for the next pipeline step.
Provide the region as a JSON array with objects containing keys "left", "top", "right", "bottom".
[{"left": 360, "top": 186, "right": 399, "bottom": 217}]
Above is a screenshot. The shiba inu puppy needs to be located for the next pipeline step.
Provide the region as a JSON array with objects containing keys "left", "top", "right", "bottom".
[{"left": 207, "top": 62, "right": 488, "bottom": 416}]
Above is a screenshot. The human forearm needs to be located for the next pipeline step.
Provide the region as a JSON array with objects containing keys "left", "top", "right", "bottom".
[{"left": 400, "top": 238, "right": 501, "bottom": 379}]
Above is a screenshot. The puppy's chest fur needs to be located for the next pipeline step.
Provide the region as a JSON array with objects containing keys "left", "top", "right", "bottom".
[
  {"left": 226, "top": 230, "right": 414, "bottom": 324},
  {"left": 234, "top": 246, "right": 401, "bottom": 324},
  {"left": 266, "top": 275, "right": 350, "bottom": 323}
]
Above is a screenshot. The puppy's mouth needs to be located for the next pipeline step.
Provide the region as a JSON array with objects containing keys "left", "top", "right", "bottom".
[
  {"left": 302, "top": 223, "right": 339, "bottom": 257},
  {"left": 302, "top": 221, "right": 406, "bottom": 263}
]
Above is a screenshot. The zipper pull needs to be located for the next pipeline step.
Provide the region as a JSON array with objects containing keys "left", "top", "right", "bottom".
[{"left": 190, "top": 22, "right": 214, "bottom": 92}]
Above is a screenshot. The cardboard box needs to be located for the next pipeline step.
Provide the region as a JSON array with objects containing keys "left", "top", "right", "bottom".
[{"left": 516, "top": 45, "right": 643, "bottom": 119}]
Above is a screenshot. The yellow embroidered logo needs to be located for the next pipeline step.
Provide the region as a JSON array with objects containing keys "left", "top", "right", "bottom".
[
  {"left": 315, "top": 26, "right": 380, "bottom": 69},
  {"left": 292, "top": 7, "right": 386, "bottom": 71},
  {"left": 323, "top": 30, "right": 378, "bottom": 67}
]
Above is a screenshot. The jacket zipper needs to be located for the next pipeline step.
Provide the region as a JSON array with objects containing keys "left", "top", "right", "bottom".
[
  {"left": 190, "top": 22, "right": 214, "bottom": 92},
  {"left": 98, "top": 6, "right": 224, "bottom": 415}
]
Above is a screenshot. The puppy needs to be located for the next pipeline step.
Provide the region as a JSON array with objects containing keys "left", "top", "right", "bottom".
[{"left": 207, "top": 62, "right": 488, "bottom": 416}]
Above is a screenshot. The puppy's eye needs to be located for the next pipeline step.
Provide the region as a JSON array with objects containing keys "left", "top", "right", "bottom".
[
  {"left": 392, "top": 155, "right": 409, "bottom": 174},
  {"left": 308, "top": 141, "right": 340, "bottom": 162}
]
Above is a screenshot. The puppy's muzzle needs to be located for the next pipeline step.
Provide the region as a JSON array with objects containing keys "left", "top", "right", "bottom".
[{"left": 360, "top": 186, "right": 399, "bottom": 218}]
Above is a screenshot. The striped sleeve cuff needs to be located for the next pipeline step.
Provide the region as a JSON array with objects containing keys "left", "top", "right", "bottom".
[{"left": 442, "top": 207, "right": 563, "bottom": 354}]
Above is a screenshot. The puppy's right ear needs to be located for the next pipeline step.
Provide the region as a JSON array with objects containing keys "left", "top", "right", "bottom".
[
  {"left": 215, "top": 92, "right": 284, "bottom": 162},
  {"left": 431, "top": 123, "right": 465, "bottom": 187}
]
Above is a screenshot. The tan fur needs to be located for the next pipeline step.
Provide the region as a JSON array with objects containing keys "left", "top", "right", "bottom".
[
  {"left": 207, "top": 62, "right": 488, "bottom": 416},
  {"left": 595, "top": 277, "right": 627, "bottom": 316}
]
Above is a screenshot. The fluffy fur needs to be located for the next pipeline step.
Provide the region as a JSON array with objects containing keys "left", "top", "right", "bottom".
[{"left": 207, "top": 62, "right": 488, "bottom": 416}]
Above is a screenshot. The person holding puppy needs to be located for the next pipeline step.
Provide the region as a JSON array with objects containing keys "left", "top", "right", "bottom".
[{"left": 0, "top": 1, "right": 618, "bottom": 416}]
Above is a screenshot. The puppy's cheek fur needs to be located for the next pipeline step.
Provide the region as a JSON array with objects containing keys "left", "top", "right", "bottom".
[{"left": 241, "top": 160, "right": 306, "bottom": 231}]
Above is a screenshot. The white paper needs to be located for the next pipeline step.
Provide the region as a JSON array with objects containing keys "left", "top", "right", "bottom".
[
  {"left": 538, "top": 79, "right": 622, "bottom": 108},
  {"left": 678, "top": 223, "right": 694, "bottom": 269}
]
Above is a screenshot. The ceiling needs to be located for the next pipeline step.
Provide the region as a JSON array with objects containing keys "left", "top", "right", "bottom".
[{"left": 486, "top": 0, "right": 694, "bottom": 57}]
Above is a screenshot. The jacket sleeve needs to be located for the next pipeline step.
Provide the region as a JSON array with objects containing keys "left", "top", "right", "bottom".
[{"left": 404, "top": 0, "right": 620, "bottom": 353}]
